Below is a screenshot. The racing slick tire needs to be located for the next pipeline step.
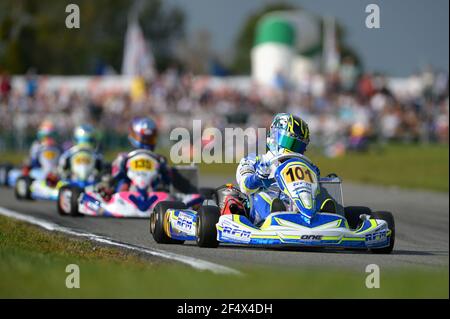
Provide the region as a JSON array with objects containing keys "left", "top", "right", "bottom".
[
  {"left": 150, "top": 201, "right": 186, "bottom": 244},
  {"left": 196, "top": 205, "right": 220, "bottom": 248},
  {"left": 57, "top": 185, "right": 71, "bottom": 216},
  {"left": 57, "top": 186, "right": 83, "bottom": 217},
  {"left": 198, "top": 187, "right": 216, "bottom": 200},
  {"left": 14, "top": 176, "right": 33, "bottom": 200},
  {"left": 344, "top": 206, "right": 372, "bottom": 229},
  {"left": 370, "top": 211, "right": 395, "bottom": 254}
]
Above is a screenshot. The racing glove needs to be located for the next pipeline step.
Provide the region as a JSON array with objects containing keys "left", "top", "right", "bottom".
[
  {"left": 46, "top": 173, "right": 59, "bottom": 187},
  {"left": 255, "top": 160, "right": 271, "bottom": 180}
]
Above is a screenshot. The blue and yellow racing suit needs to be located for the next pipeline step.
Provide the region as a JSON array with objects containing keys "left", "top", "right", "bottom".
[{"left": 236, "top": 152, "right": 323, "bottom": 225}]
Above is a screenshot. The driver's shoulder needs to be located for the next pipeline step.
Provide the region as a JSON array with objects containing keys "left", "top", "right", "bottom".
[
  {"left": 238, "top": 153, "right": 258, "bottom": 166},
  {"left": 125, "top": 149, "right": 166, "bottom": 162}
]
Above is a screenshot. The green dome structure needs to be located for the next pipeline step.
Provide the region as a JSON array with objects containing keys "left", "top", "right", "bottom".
[{"left": 254, "top": 17, "right": 296, "bottom": 47}]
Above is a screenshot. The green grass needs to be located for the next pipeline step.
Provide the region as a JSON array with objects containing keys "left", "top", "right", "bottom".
[
  {"left": 313, "top": 144, "right": 449, "bottom": 192},
  {"left": 1, "top": 143, "right": 448, "bottom": 192},
  {"left": 0, "top": 216, "right": 448, "bottom": 298}
]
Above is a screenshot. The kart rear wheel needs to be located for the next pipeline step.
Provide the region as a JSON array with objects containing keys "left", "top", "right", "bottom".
[
  {"left": 196, "top": 205, "right": 220, "bottom": 248},
  {"left": 14, "top": 176, "right": 33, "bottom": 200},
  {"left": 370, "top": 211, "right": 395, "bottom": 254},
  {"left": 150, "top": 201, "right": 186, "bottom": 244},
  {"left": 344, "top": 206, "right": 371, "bottom": 229}
]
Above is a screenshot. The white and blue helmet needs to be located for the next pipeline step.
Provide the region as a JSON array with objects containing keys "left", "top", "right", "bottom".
[
  {"left": 73, "top": 124, "right": 96, "bottom": 147},
  {"left": 128, "top": 117, "right": 158, "bottom": 150}
]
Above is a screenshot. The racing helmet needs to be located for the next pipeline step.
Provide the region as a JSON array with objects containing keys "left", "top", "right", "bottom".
[
  {"left": 267, "top": 113, "right": 310, "bottom": 155},
  {"left": 37, "top": 120, "right": 57, "bottom": 142},
  {"left": 73, "top": 124, "right": 96, "bottom": 148},
  {"left": 128, "top": 117, "right": 158, "bottom": 150}
]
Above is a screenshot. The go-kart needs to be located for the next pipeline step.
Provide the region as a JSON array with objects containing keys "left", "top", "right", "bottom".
[
  {"left": 1, "top": 143, "right": 62, "bottom": 189},
  {"left": 150, "top": 153, "right": 395, "bottom": 254},
  {"left": 57, "top": 149, "right": 206, "bottom": 217}
]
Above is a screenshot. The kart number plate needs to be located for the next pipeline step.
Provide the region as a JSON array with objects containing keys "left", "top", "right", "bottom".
[
  {"left": 42, "top": 150, "right": 57, "bottom": 160},
  {"left": 129, "top": 158, "right": 154, "bottom": 172},
  {"left": 73, "top": 153, "right": 93, "bottom": 165},
  {"left": 281, "top": 164, "right": 315, "bottom": 184}
]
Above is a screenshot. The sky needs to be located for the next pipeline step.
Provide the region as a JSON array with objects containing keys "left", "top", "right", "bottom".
[{"left": 167, "top": 0, "right": 449, "bottom": 76}]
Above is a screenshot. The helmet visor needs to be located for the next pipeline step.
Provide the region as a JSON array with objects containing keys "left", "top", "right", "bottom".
[
  {"left": 75, "top": 135, "right": 95, "bottom": 146},
  {"left": 129, "top": 130, "right": 157, "bottom": 149},
  {"left": 273, "top": 128, "right": 308, "bottom": 154}
]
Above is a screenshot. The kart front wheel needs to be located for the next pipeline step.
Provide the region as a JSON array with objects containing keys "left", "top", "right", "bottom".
[
  {"left": 150, "top": 201, "right": 186, "bottom": 244},
  {"left": 14, "top": 176, "right": 33, "bottom": 200},
  {"left": 344, "top": 206, "right": 372, "bottom": 229},
  {"left": 196, "top": 205, "right": 220, "bottom": 248},
  {"left": 370, "top": 211, "right": 395, "bottom": 254},
  {"left": 57, "top": 186, "right": 83, "bottom": 217}
]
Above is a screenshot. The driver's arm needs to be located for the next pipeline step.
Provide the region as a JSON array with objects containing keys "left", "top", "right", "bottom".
[
  {"left": 236, "top": 156, "right": 264, "bottom": 195},
  {"left": 57, "top": 150, "right": 70, "bottom": 179},
  {"left": 27, "top": 141, "right": 41, "bottom": 168}
]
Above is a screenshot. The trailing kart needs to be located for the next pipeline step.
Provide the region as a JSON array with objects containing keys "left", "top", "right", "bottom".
[
  {"left": 57, "top": 149, "right": 206, "bottom": 217},
  {"left": 150, "top": 153, "right": 395, "bottom": 254}
]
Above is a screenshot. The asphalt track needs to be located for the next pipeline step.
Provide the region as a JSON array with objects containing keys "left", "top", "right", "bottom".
[{"left": 0, "top": 175, "right": 448, "bottom": 272}]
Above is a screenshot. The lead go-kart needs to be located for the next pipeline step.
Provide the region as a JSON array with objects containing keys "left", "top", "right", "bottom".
[
  {"left": 57, "top": 149, "right": 209, "bottom": 218},
  {"left": 150, "top": 153, "right": 395, "bottom": 254}
]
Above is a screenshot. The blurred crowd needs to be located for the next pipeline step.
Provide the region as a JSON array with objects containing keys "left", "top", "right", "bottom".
[{"left": 0, "top": 66, "right": 448, "bottom": 155}]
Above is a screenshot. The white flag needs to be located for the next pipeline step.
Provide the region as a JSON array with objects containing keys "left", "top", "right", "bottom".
[
  {"left": 323, "top": 16, "right": 340, "bottom": 74},
  {"left": 122, "top": 20, "right": 155, "bottom": 78}
]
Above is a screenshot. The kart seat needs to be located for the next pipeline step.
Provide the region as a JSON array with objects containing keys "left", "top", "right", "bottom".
[
  {"left": 319, "top": 198, "right": 337, "bottom": 214},
  {"left": 271, "top": 198, "right": 286, "bottom": 213}
]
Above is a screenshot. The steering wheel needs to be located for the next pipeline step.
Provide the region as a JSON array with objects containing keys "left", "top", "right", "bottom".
[
  {"left": 266, "top": 153, "right": 314, "bottom": 179},
  {"left": 269, "top": 153, "right": 314, "bottom": 165}
]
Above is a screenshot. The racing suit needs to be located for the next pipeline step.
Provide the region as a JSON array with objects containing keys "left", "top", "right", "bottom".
[
  {"left": 236, "top": 152, "right": 324, "bottom": 225},
  {"left": 28, "top": 140, "right": 61, "bottom": 170},
  {"left": 57, "top": 144, "right": 103, "bottom": 181},
  {"left": 111, "top": 149, "right": 171, "bottom": 193}
]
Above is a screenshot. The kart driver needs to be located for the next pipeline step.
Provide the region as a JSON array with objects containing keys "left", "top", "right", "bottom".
[
  {"left": 96, "top": 117, "right": 171, "bottom": 200},
  {"left": 236, "top": 113, "right": 335, "bottom": 225},
  {"left": 58, "top": 124, "right": 103, "bottom": 181},
  {"left": 27, "top": 120, "right": 60, "bottom": 169}
]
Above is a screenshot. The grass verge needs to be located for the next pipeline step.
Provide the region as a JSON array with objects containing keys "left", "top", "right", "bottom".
[{"left": 0, "top": 216, "right": 447, "bottom": 298}]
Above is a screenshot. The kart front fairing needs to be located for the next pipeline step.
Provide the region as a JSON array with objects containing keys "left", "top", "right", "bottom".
[
  {"left": 7, "top": 168, "right": 45, "bottom": 187},
  {"left": 215, "top": 212, "right": 391, "bottom": 248},
  {"left": 31, "top": 179, "right": 97, "bottom": 201},
  {"left": 273, "top": 157, "right": 320, "bottom": 223},
  {"left": 78, "top": 189, "right": 172, "bottom": 218}
]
